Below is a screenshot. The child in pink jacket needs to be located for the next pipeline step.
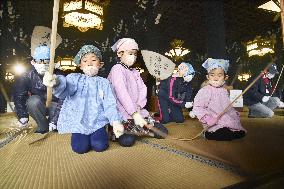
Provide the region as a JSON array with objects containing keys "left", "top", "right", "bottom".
[
  {"left": 108, "top": 38, "right": 168, "bottom": 147},
  {"left": 192, "top": 58, "right": 246, "bottom": 141}
]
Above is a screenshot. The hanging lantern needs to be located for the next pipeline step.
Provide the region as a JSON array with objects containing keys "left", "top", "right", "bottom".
[
  {"left": 165, "top": 39, "right": 190, "bottom": 62},
  {"left": 58, "top": 57, "right": 77, "bottom": 71},
  {"left": 246, "top": 35, "right": 275, "bottom": 57},
  {"left": 238, "top": 73, "right": 252, "bottom": 81},
  {"left": 62, "top": 0, "right": 109, "bottom": 32}
]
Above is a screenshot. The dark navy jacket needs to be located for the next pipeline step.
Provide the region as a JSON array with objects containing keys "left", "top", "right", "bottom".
[
  {"left": 158, "top": 76, "right": 193, "bottom": 107},
  {"left": 13, "top": 67, "right": 61, "bottom": 119},
  {"left": 243, "top": 75, "right": 273, "bottom": 106}
]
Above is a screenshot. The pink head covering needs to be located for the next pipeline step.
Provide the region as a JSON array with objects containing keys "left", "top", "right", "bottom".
[{"left": 111, "top": 38, "right": 139, "bottom": 52}]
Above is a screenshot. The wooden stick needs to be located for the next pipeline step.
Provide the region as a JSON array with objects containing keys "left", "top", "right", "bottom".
[
  {"left": 0, "top": 82, "right": 15, "bottom": 112},
  {"left": 270, "top": 64, "right": 284, "bottom": 97},
  {"left": 230, "top": 64, "right": 243, "bottom": 86},
  {"left": 46, "top": 0, "right": 60, "bottom": 107},
  {"left": 281, "top": 0, "right": 284, "bottom": 46}
]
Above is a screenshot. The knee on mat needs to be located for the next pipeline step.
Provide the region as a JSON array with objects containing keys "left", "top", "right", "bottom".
[
  {"left": 91, "top": 140, "right": 109, "bottom": 152},
  {"left": 27, "top": 95, "right": 43, "bottom": 110},
  {"left": 118, "top": 134, "right": 136, "bottom": 147},
  {"left": 71, "top": 142, "right": 90, "bottom": 154},
  {"left": 153, "top": 123, "right": 168, "bottom": 139}
]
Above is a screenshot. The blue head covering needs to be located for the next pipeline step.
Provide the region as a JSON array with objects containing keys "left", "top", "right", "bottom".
[
  {"left": 74, "top": 45, "right": 102, "bottom": 65},
  {"left": 179, "top": 62, "right": 195, "bottom": 76},
  {"left": 202, "top": 58, "right": 229, "bottom": 73},
  {"left": 33, "top": 45, "right": 50, "bottom": 61}
]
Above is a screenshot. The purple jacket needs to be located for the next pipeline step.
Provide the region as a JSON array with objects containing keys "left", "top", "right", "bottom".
[
  {"left": 108, "top": 64, "right": 149, "bottom": 120},
  {"left": 193, "top": 85, "right": 246, "bottom": 133}
]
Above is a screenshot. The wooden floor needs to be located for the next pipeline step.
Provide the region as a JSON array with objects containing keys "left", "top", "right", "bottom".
[{"left": 0, "top": 109, "right": 284, "bottom": 189}]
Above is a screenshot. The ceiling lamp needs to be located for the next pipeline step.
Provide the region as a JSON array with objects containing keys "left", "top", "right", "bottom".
[
  {"left": 63, "top": 0, "right": 108, "bottom": 32},
  {"left": 165, "top": 39, "right": 190, "bottom": 62},
  {"left": 246, "top": 36, "right": 275, "bottom": 57},
  {"left": 238, "top": 73, "right": 251, "bottom": 82},
  {"left": 258, "top": 0, "right": 280, "bottom": 12},
  {"left": 58, "top": 57, "right": 77, "bottom": 71}
]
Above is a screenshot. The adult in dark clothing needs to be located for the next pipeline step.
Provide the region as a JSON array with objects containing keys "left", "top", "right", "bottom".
[
  {"left": 13, "top": 45, "right": 61, "bottom": 133},
  {"left": 243, "top": 63, "right": 284, "bottom": 118},
  {"left": 158, "top": 62, "right": 195, "bottom": 124}
]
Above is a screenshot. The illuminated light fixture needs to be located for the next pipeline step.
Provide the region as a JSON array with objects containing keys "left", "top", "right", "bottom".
[
  {"left": 258, "top": 0, "right": 280, "bottom": 12},
  {"left": 58, "top": 58, "right": 77, "bottom": 71},
  {"left": 5, "top": 72, "right": 14, "bottom": 81},
  {"left": 13, "top": 64, "right": 26, "bottom": 75},
  {"left": 165, "top": 39, "right": 190, "bottom": 62},
  {"left": 238, "top": 73, "right": 252, "bottom": 81},
  {"left": 246, "top": 36, "right": 275, "bottom": 57},
  {"left": 63, "top": 0, "right": 107, "bottom": 32},
  {"left": 135, "top": 67, "right": 145, "bottom": 74}
]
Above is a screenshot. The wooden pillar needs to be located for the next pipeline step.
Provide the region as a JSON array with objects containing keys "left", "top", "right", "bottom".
[{"left": 203, "top": 0, "right": 226, "bottom": 58}]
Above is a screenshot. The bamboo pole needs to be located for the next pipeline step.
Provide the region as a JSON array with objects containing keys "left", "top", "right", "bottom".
[
  {"left": 270, "top": 64, "right": 284, "bottom": 96},
  {"left": 46, "top": 0, "right": 60, "bottom": 107},
  {"left": 0, "top": 82, "right": 14, "bottom": 112}
]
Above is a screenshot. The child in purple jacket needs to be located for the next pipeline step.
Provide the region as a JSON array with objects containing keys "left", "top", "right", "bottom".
[
  {"left": 108, "top": 38, "right": 168, "bottom": 147},
  {"left": 192, "top": 58, "right": 246, "bottom": 141}
]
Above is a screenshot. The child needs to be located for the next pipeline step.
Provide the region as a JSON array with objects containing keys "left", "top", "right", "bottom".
[
  {"left": 244, "top": 63, "right": 284, "bottom": 118},
  {"left": 108, "top": 38, "right": 168, "bottom": 147},
  {"left": 158, "top": 62, "right": 195, "bottom": 124},
  {"left": 13, "top": 45, "right": 62, "bottom": 133},
  {"left": 43, "top": 45, "right": 124, "bottom": 154},
  {"left": 192, "top": 58, "right": 246, "bottom": 141}
]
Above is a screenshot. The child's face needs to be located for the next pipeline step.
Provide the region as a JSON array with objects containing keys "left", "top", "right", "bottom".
[
  {"left": 206, "top": 68, "right": 228, "bottom": 87},
  {"left": 177, "top": 64, "right": 189, "bottom": 77},
  {"left": 118, "top": 50, "right": 138, "bottom": 67},
  {"left": 80, "top": 53, "right": 102, "bottom": 69}
]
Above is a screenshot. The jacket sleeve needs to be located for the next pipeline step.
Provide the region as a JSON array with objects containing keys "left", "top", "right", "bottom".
[
  {"left": 108, "top": 66, "right": 136, "bottom": 116},
  {"left": 134, "top": 70, "right": 147, "bottom": 108},
  {"left": 13, "top": 74, "right": 30, "bottom": 118},
  {"left": 192, "top": 87, "right": 212, "bottom": 124},
  {"left": 246, "top": 78, "right": 264, "bottom": 103},
  {"left": 53, "top": 74, "right": 79, "bottom": 99},
  {"left": 101, "top": 80, "right": 123, "bottom": 124},
  {"left": 49, "top": 98, "right": 64, "bottom": 125},
  {"left": 185, "top": 84, "right": 193, "bottom": 102},
  {"left": 168, "top": 77, "right": 184, "bottom": 107}
]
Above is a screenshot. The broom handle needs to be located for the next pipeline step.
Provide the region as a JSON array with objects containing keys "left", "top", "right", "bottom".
[
  {"left": 270, "top": 64, "right": 284, "bottom": 97},
  {"left": 46, "top": 0, "right": 60, "bottom": 107},
  {"left": 0, "top": 82, "right": 14, "bottom": 112},
  {"left": 230, "top": 64, "right": 243, "bottom": 86}
]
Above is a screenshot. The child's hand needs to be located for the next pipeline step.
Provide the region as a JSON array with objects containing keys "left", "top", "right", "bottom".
[
  {"left": 206, "top": 116, "right": 218, "bottom": 127},
  {"left": 185, "top": 102, "right": 193, "bottom": 108},
  {"left": 132, "top": 112, "right": 147, "bottom": 127},
  {"left": 49, "top": 122, "right": 57, "bottom": 132},
  {"left": 43, "top": 72, "right": 58, "bottom": 87},
  {"left": 262, "top": 96, "right": 270, "bottom": 103},
  {"left": 112, "top": 121, "right": 124, "bottom": 138}
]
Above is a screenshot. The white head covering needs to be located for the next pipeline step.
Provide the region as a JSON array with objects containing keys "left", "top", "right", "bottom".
[
  {"left": 202, "top": 58, "right": 230, "bottom": 73},
  {"left": 111, "top": 38, "right": 139, "bottom": 52}
]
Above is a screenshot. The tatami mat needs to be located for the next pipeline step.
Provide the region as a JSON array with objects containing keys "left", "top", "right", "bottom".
[{"left": 0, "top": 110, "right": 283, "bottom": 189}]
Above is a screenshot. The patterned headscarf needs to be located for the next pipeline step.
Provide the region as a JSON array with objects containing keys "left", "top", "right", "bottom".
[
  {"left": 74, "top": 45, "right": 102, "bottom": 65},
  {"left": 202, "top": 58, "right": 229, "bottom": 73}
]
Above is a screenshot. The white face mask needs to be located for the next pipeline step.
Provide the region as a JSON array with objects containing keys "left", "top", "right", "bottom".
[
  {"left": 33, "top": 63, "right": 49, "bottom": 75},
  {"left": 208, "top": 80, "right": 225, "bottom": 88},
  {"left": 183, "top": 75, "right": 193, "bottom": 82},
  {"left": 82, "top": 66, "right": 99, "bottom": 77},
  {"left": 121, "top": 55, "right": 137, "bottom": 67},
  {"left": 267, "top": 73, "right": 275, "bottom": 79}
]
